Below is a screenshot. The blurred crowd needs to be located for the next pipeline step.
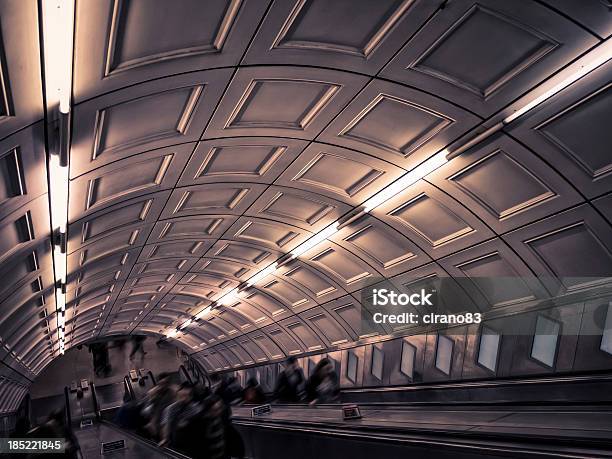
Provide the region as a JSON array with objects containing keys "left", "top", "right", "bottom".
[
  {"left": 9, "top": 355, "right": 339, "bottom": 459},
  {"left": 114, "top": 356, "right": 339, "bottom": 457},
  {"left": 115, "top": 373, "right": 243, "bottom": 459}
]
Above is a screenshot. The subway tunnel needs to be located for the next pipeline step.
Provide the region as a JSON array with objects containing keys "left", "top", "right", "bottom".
[{"left": 0, "top": 0, "right": 611, "bottom": 457}]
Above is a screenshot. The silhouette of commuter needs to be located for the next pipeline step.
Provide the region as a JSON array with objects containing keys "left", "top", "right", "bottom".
[
  {"left": 274, "top": 356, "right": 305, "bottom": 402},
  {"left": 243, "top": 377, "right": 266, "bottom": 404},
  {"left": 129, "top": 335, "right": 147, "bottom": 359},
  {"left": 306, "top": 358, "right": 339, "bottom": 404}
]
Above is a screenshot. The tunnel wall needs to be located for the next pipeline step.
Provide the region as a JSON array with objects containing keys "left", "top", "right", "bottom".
[{"left": 201, "top": 290, "right": 612, "bottom": 393}]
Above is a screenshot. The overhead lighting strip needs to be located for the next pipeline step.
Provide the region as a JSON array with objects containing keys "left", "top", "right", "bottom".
[
  {"left": 171, "top": 39, "right": 612, "bottom": 344},
  {"left": 42, "top": 0, "right": 75, "bottom": 355}
]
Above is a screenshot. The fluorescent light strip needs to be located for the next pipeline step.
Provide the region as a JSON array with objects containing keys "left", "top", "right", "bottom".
[
  {"left": 290, "top": 222, "right": 339, "bottom": 258},
  {"left": 49, "top": 154, "right": 69, "bottom": 234},
  {"left": 363, "top": 150, "right": 449, "bottom": 213},
  {"left": 246, "top": 262, "right": 278, "bottom": 287},
  {"left": 166, "top": 329, "right": 179, "bottom": 339},
  {"left": 55, "top": 288, "right": 66, "bottom": 313},
  {"left": 181, "top": 224, "right": 346, "bottom": 332},
  {"left": 504, "top": 44, "right": 612, "bottom": 124},
  {"left": 42, "top": 0, "right": 75, "bottom": 114}
]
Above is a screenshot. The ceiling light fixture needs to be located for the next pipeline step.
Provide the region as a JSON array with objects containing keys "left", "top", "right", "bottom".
[
  {"left": 48, "top": 154, "right": 69, "bottom": 235},
  {"left": 42, "top": 0, "right": 75, "bottom": 357},
  {"left": 41, "top": 0, "right": 75, "bottom": 114},
  {"left": 363, "top": 150, "right": 449, "bottom": 213},
  {"left": 217, "top": 288, "right": 239, "bottom": 306},
  {"left": 290, "top": 222, "right": 339, "bottom": 258},
  {"left": 503, "top": 41, "right": 612, "bottom": 124},
  {"left": 246, "top": 262, "right": 278, "bottom": 287},
  {"left": 166, "top": 329, "right": 179, "bottom": 339}
]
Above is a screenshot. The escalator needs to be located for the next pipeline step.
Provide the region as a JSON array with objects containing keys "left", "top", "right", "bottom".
[
  {"left": 231, "top": 374, "right": 612, "bottom": 459},
  {"left": 64, "top": 379, "right": 189, "bottom": 459},
  {"left": 232, "top": 402, "right": 612, "bottom": 458}
]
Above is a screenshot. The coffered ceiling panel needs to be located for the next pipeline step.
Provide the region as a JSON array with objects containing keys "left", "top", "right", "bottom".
[
  {"left": 126, "top": 273, "right": 180, "bottom": 289},
  {"left": 280, "top": 316, "right": 326, "bottom": 351},
  {"left": 251, "top": 277, "right": 316, "bottom": 313},
  {"left": 243, "top": 0, "right": 443, "bottom": 74},
  {"left": 137, "top": 238, "right": 213, "bottom": 262},
  {"left": 0, "top": 243, "right": 52, "bottom": 312},
  {"left": 0, "top": 1, "right": 43, "bottom": 141},
  {"left": 388, "top": 262, "right": 480, "bottom": 312},
  {"left": 300, "top": 306, "right": 354, "bottom": 346},
  {"left": 275, "top": 142, "right": 405, "bottom": 205},
  {"left": 0, "top": 195, "right": 50, "bottom": 268},
  {"left": 333, "top": 215, "right": 431, "bottom": 277},
  {"left": 74, "top": 0, "right": 270, "bottom": 102},
  {"left": 161, "top": 183, "right": 267, "bottom": 219},
  {"left": 298, "top": 241, "right": 379, "bottom": 293},
  {"left": 371, "top": 180, "right": 494, "bottom": 259},
  {"left": 167, "top": 284, "right": 216, "bottom": 304},
  {"left": 179, "top": 272, "right": 238, "bottom": 292},
  {"left": 239, "top": 288, "right": 292, "bottom": 319},
  {"left": 67, "top": 191, "right": 170, "bottom": 251},
  {"left": 66, "top": 247, "right": 139, "bottom": 291},
  {"left": 148, "top": 214, "right": 237, "bottom": 243},
  {"left": 224, "top": 216, "right": 312, "bottom": 253},
  {"left": 131, "top": 257, "right": 199, "bottom": 277},
  {"left": 275, "top": 259, "right": 346, "bottom": 304},
  {"left": 203, "top": 67, "right": 369, "bottom": 140},
  {"left": 438, "top": 238, "right": 550, "bottom": 311},
  {"left": 262, "top": 324, "right": 304, "bottom": 355},
  {"left": 428, "top": 133, "right": 583, "bottom": 233},
  {"left": 69, "top": 144, "right": 192, "bottom": 219},
  {"left": 504, "top": 205, "right": 612, "bottom": 296},
  {"left": 0, "top": 124, "right": 46, "bottom": 219},
  {"left": 324, "top": 295, "right": 385, "bottom": 339},
  {"left": 0, "top": 282, "right": 54, "bottom": 334},
  {"left": 205, "top": 240, "right": 282, "bottom": 268},
  {"left": 507, "top": 60, "right": 612, "bottom": 198},
  {"left": 193, "top": 257, "right": 257, "bottom": 282},
  {"left": 179, "top": 137, "right": 307, "bottom": 186},
  {"left": 234, "top": 336, "right": 268, "bottom": 363},
  {"left": 318, "top": 79, "right": 480, "bottom": 169},
  {"left": 246, "top": 186, "right": 351, "bottom": 232},
  {"left": 381, "top": 0, "right": 598, "bottom": 117},
  {"left": 67, "top": 226, "right": 153, "bottom": 269},
  {"left": 72, "top": 70, "right": 231, "bottom": 175},
  {"left": 221, "top": 296, "right": 271, "bottom": 327}
]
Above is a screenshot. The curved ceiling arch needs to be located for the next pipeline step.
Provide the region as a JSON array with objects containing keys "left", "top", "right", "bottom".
[{"left": 0, "top": 0, "right": 610, "bottom": 381}]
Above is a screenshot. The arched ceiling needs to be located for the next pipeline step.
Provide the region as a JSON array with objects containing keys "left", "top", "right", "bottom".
[{"left": 0, "top": 0, "right": 611, "bottom": 380}]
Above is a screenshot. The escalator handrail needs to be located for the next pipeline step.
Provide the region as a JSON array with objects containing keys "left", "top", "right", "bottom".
[
  {"left": 123, "top": 376, "right": 135, "bottom": 400},
  {"left": 147, "top": 370, "right": 156, "bottom": 386},
  {"left": 90, "top": 382, "right": 101, "bottom": 418},
  {"left": 188, "top": 356, "right": 211, "bottom": 388},
  {"left": 100, "top": 419, "right": 191, "bottom": 459},
  {"left": 232, "top": 416, "right": 612, "bottom": 458},
  {"left": 63, "top": 386, "right": 72, "bottom": 426},
  {"left": 178, "top": 365, "right": 193, "bottom": 385}
]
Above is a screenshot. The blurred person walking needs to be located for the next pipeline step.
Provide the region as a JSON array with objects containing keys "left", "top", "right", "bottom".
[
  {"left": 274, "top": 356, "right": 305, "bottom": 402},
  {"left": 306, "top": 358, "right": 339, "bottom": 404}
]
